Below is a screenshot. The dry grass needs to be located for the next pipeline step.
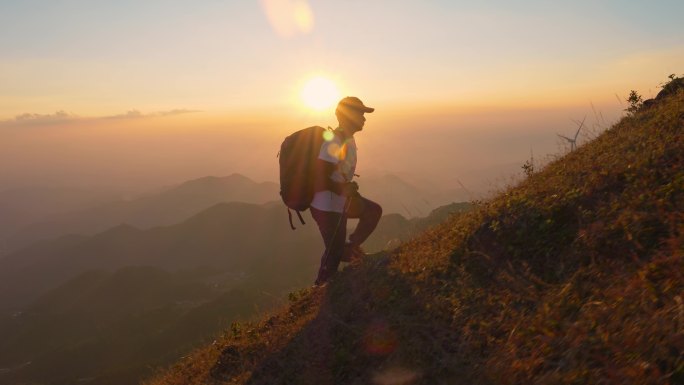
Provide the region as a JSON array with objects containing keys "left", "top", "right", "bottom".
[{"left": 144, "top": 84, "right": 684, "bottom": 385}]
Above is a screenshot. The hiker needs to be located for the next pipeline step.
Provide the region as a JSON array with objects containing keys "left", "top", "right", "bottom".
[{"left": 311, "top": 97, "right": 382, "bottom": 285}]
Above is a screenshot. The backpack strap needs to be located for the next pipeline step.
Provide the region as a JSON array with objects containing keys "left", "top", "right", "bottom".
[
  {"left": 287, "top": 208, "right": 307, "bottom": 230},
  {"left": 287, "top": 208, "right": 296, "bottom": 230},
  {"left": 296, "top": 210, "right": 306, "bottom": 226}
]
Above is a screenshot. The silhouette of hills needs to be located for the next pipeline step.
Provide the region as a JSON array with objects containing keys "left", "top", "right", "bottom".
[
  {"left": 0, "top": 201, "right": 320, "bottom": 311},
  {"left": 0, "top": 196, "right": 472, "bottom": 384},
  {"left": 0, "top": 266, "right": 278, "bottom": 385},
  {"left": 362, "top": 202, "right": 472, "bottom": 252},
  {"left": 0, "top": 195, "right": 471, "bottom": 313},
  {"left": 2, "top": 174, "right": 280, "bottom": 254},
  {"left": 361, "top": 174, "right": 470, "bottom": 218},
  {"left": 1, "top": 172, "right": 457, "bottom": 257},
  {"left": 0, "top": 186, "right": 123, "bottom": 251}
]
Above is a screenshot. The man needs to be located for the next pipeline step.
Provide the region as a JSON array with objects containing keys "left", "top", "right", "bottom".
[{"left": 310, "top": 96, "right": 383, "bottom": 285}]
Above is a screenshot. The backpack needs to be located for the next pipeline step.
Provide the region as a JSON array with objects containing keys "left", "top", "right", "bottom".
[{"left": 278, "top": 126, "right": 331, "bottom": 229}]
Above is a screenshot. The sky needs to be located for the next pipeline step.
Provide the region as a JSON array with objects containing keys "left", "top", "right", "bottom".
[{"left": 1, "top": 0, "right": 683, "bottom": 195}]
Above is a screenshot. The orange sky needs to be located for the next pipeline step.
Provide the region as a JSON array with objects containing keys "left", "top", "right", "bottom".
[{"left": 1, "top": 1, "right": 682, "bottom": 194}]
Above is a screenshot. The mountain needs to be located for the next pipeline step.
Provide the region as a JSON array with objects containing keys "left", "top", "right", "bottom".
[
  {"left": 361, "top": 202, "right": 473, "bottom": 252},
  {"left": 144, "top": 80, "right": 684, "bottom": 384},
  {"left": 0, "top": 186, "right": 123, "bottom": 250},
  {"left": 3, "top": 172, "right": 465, "bottom": 256},
  {"left": 360, "top": 174, "right": 470, "bottom": 218},
  {"left": 2, "top": 174, "right": 280, "bottom": 254},
  {"left": 0, "top": 196, "right": 471, "bottom": 312},
  {"left": 0, "top": 198, "right": 472, "bottom": 384},
  {"left": 0, "top": 201, "right": 318, "bottom": 311},
  {"left": 0, "top": 266, "right": 280, "bottom": 385}
]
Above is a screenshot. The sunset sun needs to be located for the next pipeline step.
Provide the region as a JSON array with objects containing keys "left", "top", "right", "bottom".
[{"left": 300, "top": 76, "right": 340, "bottom": 110}]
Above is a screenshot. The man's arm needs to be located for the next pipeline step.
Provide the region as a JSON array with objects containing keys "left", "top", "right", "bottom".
[
  {"left": 313, "top": 158, "right": 344, "bottom": 194},
  {"left": 313, "top": 159, "right": 359, "bottom": 196}
]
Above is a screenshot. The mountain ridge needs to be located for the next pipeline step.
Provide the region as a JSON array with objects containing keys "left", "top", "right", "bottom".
[
  {"left": 0, "top": 199, "right": 472, "bottom": 385},
  {"left": 2, "top": 174, "right": 280, "bottom": 254},
  {"left": 0, "top": 201, "right": 320, "bottom": 311},
  {"left": 0, "top": 265, "right": 275, "bottom": 385},
  {"left": 0, "top": 197, "right": 469, "bottom": 312},
  {"left": 1, "top": 172, "right": 462, "bottom": 257}
]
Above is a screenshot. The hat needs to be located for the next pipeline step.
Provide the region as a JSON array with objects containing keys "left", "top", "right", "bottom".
[{"left": 337, "top": 96, "right": 374, "bottom": 113}]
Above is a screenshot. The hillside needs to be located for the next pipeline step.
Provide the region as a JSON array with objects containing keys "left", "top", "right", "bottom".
[{"left": 146, "top": 81, "right": 683, "bottom": 384}]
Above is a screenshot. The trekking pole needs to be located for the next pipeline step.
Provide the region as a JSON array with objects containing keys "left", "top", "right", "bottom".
[{"left": 318, "top": 195, "right": 353, "bottom": 282}]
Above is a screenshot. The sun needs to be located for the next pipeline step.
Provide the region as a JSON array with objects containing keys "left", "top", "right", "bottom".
[{"left": 300, "top": 76, "right": 340, "bottom": 110}]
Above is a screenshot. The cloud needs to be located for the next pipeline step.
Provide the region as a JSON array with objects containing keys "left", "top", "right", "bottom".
[
  {"left": 103, "top": 109, "right": 201, "bottom": 120},
  {"left": 156, "top": 109, "right": 200, "bottom": 117},
  {"left": 104, "top": 110, "right": 145, "bottom": 120},
  {"left": 1, "top": 109, "right": 200, "bottom": 127},
  {"left": 5, "top": 110, "right": 79, "bottom": 126}
]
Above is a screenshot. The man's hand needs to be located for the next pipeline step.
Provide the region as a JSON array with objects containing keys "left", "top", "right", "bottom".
[{"left": 341, "top": 181, "right": 359, "bottom": 197}]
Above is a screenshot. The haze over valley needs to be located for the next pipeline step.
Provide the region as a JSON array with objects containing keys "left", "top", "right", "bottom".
[{"left": 0, "top": 174, "right": 472, "bottom": 384}]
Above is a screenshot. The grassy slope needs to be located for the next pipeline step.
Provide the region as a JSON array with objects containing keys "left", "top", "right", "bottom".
[{"left": 145, "top": 87, "right": 683, "bottom": 385}]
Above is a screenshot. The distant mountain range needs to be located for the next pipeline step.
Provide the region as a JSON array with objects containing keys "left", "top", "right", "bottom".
[
  {"left": 361, "top": 201, "right": 473, "bottom": 252},
  {"left": 0, "top": 198, "right": 472, "bottom": 312},
  {"left": 0, "top": 193, "right": 471, "bottom": 384},
  {"left": 0, "top": 186, "right": 124, "bottom": 247},
  {"left": 1, "top": 173, "right": 468, "bottom": 256},
  {"left": 0, "top": 201, "right": 321, "bottom": 311},
  {"left": 1, "top": 174, "right": 280, "bottom": 254},
  {"left": 360, "top": 173, "right": 469, "bottom": 218},
  {"left": 0, "top": 200, "right": 323, "bottom": 384},
  {"left": 0, "top": 266, "right": 281, "bottom": 385}
]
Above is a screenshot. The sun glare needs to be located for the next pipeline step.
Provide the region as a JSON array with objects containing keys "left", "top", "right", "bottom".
[{"left": 301, "top": 77, "right": 340, "bottom": 110}]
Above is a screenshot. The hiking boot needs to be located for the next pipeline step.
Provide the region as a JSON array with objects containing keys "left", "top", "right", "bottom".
[
  {"left": 314, "top": 266, "right": 337, "bottom": 287},
  {"left": 341, "top": 243, "right": 366, "bottom": 263}
]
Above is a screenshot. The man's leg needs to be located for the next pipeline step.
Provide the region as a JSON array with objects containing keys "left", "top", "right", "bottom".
[
  {"left": 310, "top": 207, "right": 347, "bottom": 284},
  {"left": 346, "top": 195, "right": 382, "bottom": 247}
]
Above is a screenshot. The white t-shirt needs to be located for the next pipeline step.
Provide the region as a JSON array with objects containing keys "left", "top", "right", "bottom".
[{"left": 310, "top": 134, "right": 357, "bottom": 213}]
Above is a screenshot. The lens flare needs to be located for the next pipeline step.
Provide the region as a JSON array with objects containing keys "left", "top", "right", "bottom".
[
  {"left": 322, "top": 130, "right": 334, "bottom": 141},
  {"left": 259, "top": 0, "right": 314, "bottom": 38},
  {"left": 326, "top": 142, "right": 341, "bottom": 159}
]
